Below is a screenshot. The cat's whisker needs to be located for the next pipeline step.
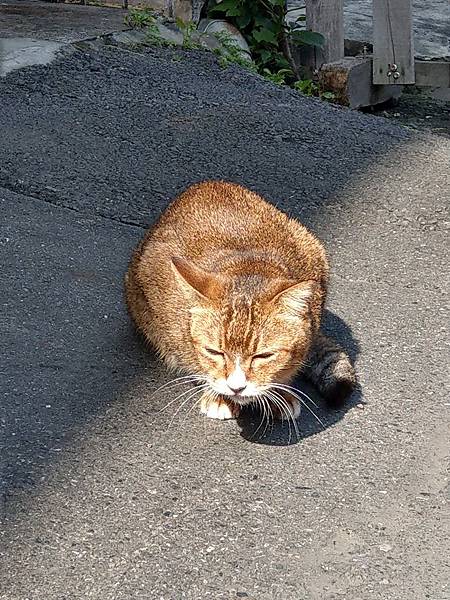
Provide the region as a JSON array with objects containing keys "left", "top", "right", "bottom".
[
  {"left": 264, "top": 395, "right": 275, "bottom": 437},
  {"left": 151, "top": 374, "right": 206, "bottom": 398},
  {"left": 156, "top": 385, "right": 202, "bottom": 416},
  {"left": 158, "top": 383, "right": 209, "bottom": 415},
  {"left": 261, "top": 396, "right": 273, "bottom": 439},
  {"left": 253, "top": 394, "right": 272, "bottom": 439},
  {"left": 264, "top": 390, "right": 290, "bottom": 423},
  {"left": 271, "top": 389, "right": 302, "bottom": 442},
  {"left": 251, "top": 395, "right": 269, "bottom": 440},
  {"left": 264, "top": 390, "right": 296, "bottom": 443},
  {"left": 201, "top": 390, "right": 218, "bottom": 413},
  {"left": 270, "top": 383, "right": 318, "bottom": 408},
  {"left": 168, "top": 385, "right": 210, "bottom": 430},
  {"left": 265, "top": 391, "right": 293, "bottom": 444},
  {"left": 269, "top": 385, "right": 325, "bottom": 430},
  {"left": 181, "top": 391, "right": 210, "bottom": 426},
  {"left": 254, "top": 396, "right": 264, "bottom": 436}
]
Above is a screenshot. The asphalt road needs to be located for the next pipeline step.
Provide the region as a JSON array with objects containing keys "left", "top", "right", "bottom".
[{"left": 1, "top": 46, "right": 449, "bottom": 600}]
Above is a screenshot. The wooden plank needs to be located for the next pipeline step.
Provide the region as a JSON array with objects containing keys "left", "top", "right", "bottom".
[
  {"left": 304, "top": 0, "right": 344, "bottom": 71},
  {"left": 373, "top": 0, "right": 415, "bottom": 85},
  {"left": 415, "top": 60, "right": 450, "bottom": 87}
]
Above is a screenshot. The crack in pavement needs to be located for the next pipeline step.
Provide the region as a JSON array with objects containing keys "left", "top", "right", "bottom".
[{"left": 0, "top": 179, "right": 146, "bottom": 230}]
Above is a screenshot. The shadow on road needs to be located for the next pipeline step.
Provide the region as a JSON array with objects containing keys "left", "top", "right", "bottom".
[
  {"left": 0, "top": 46, "right": 415, "bottom": 503},
  {"left": 1, "top": 193, "right": 148, "bottom": 497}
]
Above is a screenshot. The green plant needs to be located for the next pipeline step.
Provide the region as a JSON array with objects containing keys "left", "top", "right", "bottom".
[
  {"left": 207, "top": 1, "right": 338, "bottom": 101},
  {"left": 262, "top": 67, "right": 292, "bottom": 85},
  {"left": 293, "top": 79, "right": 336, "bottom": 102},
  {"left": 145, "top": 22, "right": 176, "bottom": 47},
  {"left": 208, "top": 0, "right": 324, "bottom": 81},
  {"left": 212, "top": 30, "right": 256, "bottom": 71},
  {"left": 124, "top": 8, "right": 175, "bottom": 48},
  {"left": 293, "top": 78, "right": 318, "bottom": 95},
  {"left": 176, "top": 18, "right": 202, "bottom": 49},
  {"left": 124, "top": 7, "right": 155, "bottom": 29},
  {"left": 320, "top": 90, "right": 336, "bottom": 102}
]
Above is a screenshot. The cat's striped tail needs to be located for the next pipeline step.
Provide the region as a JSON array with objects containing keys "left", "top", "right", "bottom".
[{"left": 303, "top": 332, "right": 357, "bottom": 405}]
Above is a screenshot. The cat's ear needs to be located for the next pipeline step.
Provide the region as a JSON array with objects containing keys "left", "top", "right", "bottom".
[
  {"left": 269, "top": 279, "right": 314, "bottom": 316},
  {"left": 171, "top": 257, "right": 224, "bottom": 302}
]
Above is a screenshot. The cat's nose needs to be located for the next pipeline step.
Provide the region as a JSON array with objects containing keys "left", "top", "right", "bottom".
[
  {"left": 229, "top": 384, "right": 246, "bottom": 395},
  {"left": 227, "top": 360, "right": 247, "bottom": 395}
]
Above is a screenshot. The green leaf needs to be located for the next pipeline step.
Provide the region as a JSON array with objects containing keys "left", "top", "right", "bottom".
[
  {"left": 259, "top": 49, "right": 273, "bottom": 64},
  {"left": 321, "top": 91, "right": 336, "bottom": 100},
  {"left": 253, "top": 15, "right": 275, "bottom": 29},
  {"left": 236, "top": 13, "right": 252, "bottom": 28},
  {"left": 213, "top": 0, "right": 237, "bottom": 9},
  {"left": 209, "top": 0, "right": 239, "bottom": 14},
  {"left": 273, "top": 54, "right": 291, "bottom": 70},
  {"left": 291, "top": 30, "right": 325, "bottom": 47},
  {"left": 252, "top": 27, "right": 278, "bottom": 45},
  {"left": 293, "top": 78, "right": 318, "bottom": 95},
  {"left": 225, "top": 7, "right": 243, "bottom": 16}
]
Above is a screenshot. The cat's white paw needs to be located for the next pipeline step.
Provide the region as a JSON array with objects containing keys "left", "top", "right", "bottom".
[
  {"left": 280, "top": 397, "right": 301, "bottom": 420},
  {"left": 200, "top": 397, "right": 239, "bottom": 420}
]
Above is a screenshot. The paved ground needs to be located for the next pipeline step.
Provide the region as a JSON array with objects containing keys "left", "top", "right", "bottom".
[
  {"left": 0, "top": 0, "right": 127, "bottom": 42},
  {"left": 1, "top": 45, "right": 449, "bottom": 600},
  {"left": 0, "top": 0, "right": 128, "bottom": 76},
  {"left": 379, "top": 90, "right": 450, "bottom": 139}
]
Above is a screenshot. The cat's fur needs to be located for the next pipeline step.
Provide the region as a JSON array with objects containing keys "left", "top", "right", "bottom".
[{"left": 125, "top": 181, "right": 356, "bottom": 420}]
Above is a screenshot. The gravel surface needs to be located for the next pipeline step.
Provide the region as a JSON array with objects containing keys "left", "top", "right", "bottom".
[{"left": 1, "top": 46, "right": 449, "bottom": 600}]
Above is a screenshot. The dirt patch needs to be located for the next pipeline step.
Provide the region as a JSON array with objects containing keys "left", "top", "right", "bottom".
[{"left": 374, "top": 89, "right": 450, "bottom": 139}]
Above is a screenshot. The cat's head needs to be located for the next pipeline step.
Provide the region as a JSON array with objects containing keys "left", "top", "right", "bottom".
[{"left": 172, "top": 257, "right": 316, "bottom": 404}]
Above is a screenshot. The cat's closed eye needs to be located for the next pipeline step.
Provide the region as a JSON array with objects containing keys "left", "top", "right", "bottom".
[
  {"left": 204, "top": 347, "right": 225, "bottom": 358},
  {"left": 252, "top": 352, "right": 275, "bottom": 361}
]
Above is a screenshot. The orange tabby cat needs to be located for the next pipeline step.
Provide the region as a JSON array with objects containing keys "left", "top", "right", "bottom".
[{"left": 125, "top": 181, "right": 356, "bottom": 421}]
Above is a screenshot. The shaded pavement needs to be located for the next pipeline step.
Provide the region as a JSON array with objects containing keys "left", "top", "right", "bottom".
[{"left": 0, "top": 45, "right": 449, "bottom": 599}]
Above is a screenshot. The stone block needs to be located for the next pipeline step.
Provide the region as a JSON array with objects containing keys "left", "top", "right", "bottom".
[
  {"left": 143, "top": 0, "right": 206, "bottom": 23},
  {"left": 319, "top": 56, "right": 402, "bottom": 109},
  {"left": 197, "top": 19, "right": 252, "bottom": 61}
]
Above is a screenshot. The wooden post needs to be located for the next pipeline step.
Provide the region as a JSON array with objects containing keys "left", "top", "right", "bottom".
[
  {"left": 373, "top": 0, "right": 415, "bottom": 85},
  {"left": 414, "top": 60, "right": 450, "bottom": 87},
  {"left": 304, "top": 0, "right": 344, "bottom": 71}
]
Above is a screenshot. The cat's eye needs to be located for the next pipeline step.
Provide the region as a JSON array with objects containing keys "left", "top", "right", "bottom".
[
  {"left": 252, "top": 352, "right": 275, "bottom": 360},
  {"left": 204, "top": 347, "right": 225, "bottom": 358}
]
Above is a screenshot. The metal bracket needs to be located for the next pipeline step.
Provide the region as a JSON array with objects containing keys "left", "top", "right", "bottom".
[{"left": 386, "top": 63, "right": 400, "bottom": 80}]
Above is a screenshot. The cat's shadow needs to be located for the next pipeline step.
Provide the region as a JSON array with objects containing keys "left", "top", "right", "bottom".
[{"left": 236, "top": 310, "right": 363, "bottom": 446}]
